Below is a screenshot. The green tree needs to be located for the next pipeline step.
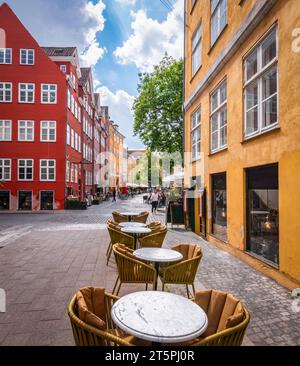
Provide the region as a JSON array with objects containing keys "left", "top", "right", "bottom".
[{"left": 133, "top": 55, "right": 183, "bottom": 154}]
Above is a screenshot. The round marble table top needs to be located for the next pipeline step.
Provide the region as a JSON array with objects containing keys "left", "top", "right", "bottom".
[
  {"left": 134, "top": 248, "right": 183, "bottom": 263},
  {"left": 119, "top": 222, "right": 147, "bottom": 228},
  {"left": 121, "top": 227, "right": 151, "bottom": 235},
  {"left": 111, "top": 291, "right": 208, "bottom": 343},
  {"left": 120, "top": 212, "right": 140, "bottom": 217}
]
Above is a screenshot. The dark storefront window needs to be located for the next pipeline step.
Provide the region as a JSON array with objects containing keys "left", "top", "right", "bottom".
[
  {"left": 40, "top": 191, "right": 54, "bottom": 210},
  {"left": 246, "top": 164, "right": 279, "bottom": 266},
  {"left": 18, "top": 191, "right": 32, "bottom": 211},
  {"left": 212, "top": 172, "right": 227, "bottom": 241},
  {"left": 0, "top": 191, "right": 9, "bottom": 210}
]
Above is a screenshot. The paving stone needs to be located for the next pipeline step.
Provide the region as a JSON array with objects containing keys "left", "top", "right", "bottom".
[{"left": 0, "top": 195, "right": 299, "bottom": 346}]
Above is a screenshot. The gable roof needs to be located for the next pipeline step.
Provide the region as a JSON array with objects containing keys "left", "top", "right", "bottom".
[{"left": 42, "top": 47, "right": 77, "bottom": 57}]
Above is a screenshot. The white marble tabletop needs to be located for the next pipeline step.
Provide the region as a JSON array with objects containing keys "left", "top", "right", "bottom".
[
  {"left": 134, "top": 248, "right": 183, "bottom": 263},
  {"left": 119, "top": 222, "right": 147, "bottom": 228},
  {"left": 111, "top": 291, "right": 208, "bottom": 344},
  {"left": 121, "top": 227, "right": 151, "bottom": 235},
  {"left": 120, "top": 212, "right": 140, "bottom": 216}
]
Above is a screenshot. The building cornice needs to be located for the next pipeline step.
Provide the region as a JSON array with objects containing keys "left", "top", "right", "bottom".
[{"left": 184, "top": 0, "right": 278, "bottom": 111}]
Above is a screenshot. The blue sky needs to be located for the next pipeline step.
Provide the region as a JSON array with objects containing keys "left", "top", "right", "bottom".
[{"left": 1, "top": 0, "right": 184, "bottom": 148}]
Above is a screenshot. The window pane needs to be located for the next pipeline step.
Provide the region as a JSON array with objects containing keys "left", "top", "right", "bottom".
[
  {"left": 211, "top": 12, "right": 218, "bottom": 44},
  {"left": 262, "top": 95, "right": 277, "bottom": 128},
  {"left": 211, "top": 114, "right": 218, "bottom": 132},
  {"left": 211, "top": 131, "right": 218, "bottom": 151},
  {"left": 211, "top": 91, "right": 218, "bottom": 111},
  {"left": 262, "top": 31, "right": 277, "bottom": 67},
  {"left": 245, "top": 81, "right": 258, "bottom": 110},
  {"left": 220, "top": 126, "right": 227, "bottom": 146},
  {"left": 262, "top": 67, "right": 277, "bottom": 100},
  {"left": 245, "top": 49, "right": 257, "bottom": 81},
  {"left": 211, "top": 0, "right": 219, "bottom": 13},
  {"left": 220, "top": 106, "right": 227, "bottom": 127},
  {"left": 246, "top": 107, "right": 258, "bottom": 135},
  {"left": 220, "top": 82, "right": 226, "bottom": 103}
]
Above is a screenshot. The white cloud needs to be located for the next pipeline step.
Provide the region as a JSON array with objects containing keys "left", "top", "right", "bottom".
[
  {"left": 4, "top": 0, "right": 106, "bottom": 67},
  {"left": 80, "top": 0, "right": 106, "bottom": 66},
  {"left": 115, "top": 0, "right": 136, "bottom": 5},
  {"left": 96, "top": 84, "right": 144, "bottom": 149},
  {"left": 113, "top": 0, "right": 184, "bottom": 72}
]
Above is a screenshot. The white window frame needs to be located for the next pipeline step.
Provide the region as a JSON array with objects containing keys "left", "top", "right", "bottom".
[
  {"left": 40, "top": 121, "right": 56, "bottom": 142},
  {"left": 71, "top": 128, "right": 75, "bottom": 148},
  {"left": 0, "top": 48, "right": 12, "bottom": 64},
  {"left": 20, "top": 49, "right": 35, "bottom": 65},
  {"left": 191, "top": 108, "right": 201, "bottom": 161},
  {"left": 18, "top": 83, "right": 35, "bottom": 103},
  {"left": 66, "top": 161, "right": 70, "bottom": 182},
  {"left": 0, "top": 82, "right": 12, "bottom": 103},
  {"left": 18, "top": 120, "right": 34, "bottom": 142},
  {"left": 40, "top": 160, "right": 56, "bottom": 181},
  {"left": 60, "top": 64, "right": 67, "bottom": 73},
  {"left": 244, "top": 27, "right": 278, "bottom": 139},
  {"left": 67, "top": 124, "right": 70, "bottom": 145},
  {"left": 0, "top": 120, "right": 12, "bottom": 141},
  {"left": 18, "top": 159, "right": 34, "bottom": 181},
  {"left": 0, "top": 159, "right": 11, "bottom": 181},
  {"left": 67, "top": 88, "right": 71, "bottom": 109},
  {"left": 211, "top": 0, "right": 227, "bottom": 46},
  {"left": 41, "top": 84, "right": 57, "bottom": 104},
  {"left": 192, "top": 23, "right": 202, "bottom": 77},
  {"left": 210, "top": 80, "right": 227, "bottom": 153}
]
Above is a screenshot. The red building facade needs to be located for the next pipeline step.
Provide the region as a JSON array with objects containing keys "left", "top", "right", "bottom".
[
  {"left": 0, "top": 3, "right": 66, "bottom": 210},
  {"left": 0, "top": 3, "right": 112, "bottom": 210}
]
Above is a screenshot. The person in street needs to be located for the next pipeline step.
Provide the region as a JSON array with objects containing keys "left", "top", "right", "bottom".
[
  {"left": 150, "top": 189, "right": 159, "bottom": 213},
  {"left": 112, "top": 188, "right": 116, "bottom": 202}
]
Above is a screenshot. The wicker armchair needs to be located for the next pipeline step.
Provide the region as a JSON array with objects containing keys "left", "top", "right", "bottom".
[
  {"left": 112, "top": 243, "right": 157, "bottom": 295},
  {"left": 192, "top": 290, "right": 250, "bottom": 346},
  {"left": 132, "top": 211, "right": 149, "bottom": 224},
  {"left": 106, "top": 226, "right": 135, "bottom": 265},
  {"left": 159, "top": 243, "right": 202, "bottom": 298},
  {"left": 112, "top": 211, "right": 128, "bottom": 224},
  {"left": 68, "top": 287, "right": 151, "bottom": 346},
  {"left": 139, "top": 228, "right": 167, "bottom": 248}
]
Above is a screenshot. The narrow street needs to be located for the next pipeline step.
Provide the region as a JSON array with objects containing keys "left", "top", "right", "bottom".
[{"left": 0, "top": 195, "right": 299, "bottom": 346}]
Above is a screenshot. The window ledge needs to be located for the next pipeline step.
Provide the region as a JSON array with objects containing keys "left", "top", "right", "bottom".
[
  {"left": 190, "top": 0, "right": 197, "bottom": 14},
  {"left": 208, "top": 147, "right": 228, "bottom": 156},
  {"left": 241, "top": 125, "right": 280, "bottom": 144},
  {"left": 191, "top": 157, "right": 201, "bottom": 163},
  {"left": 208, "top": 233, "right": 228, "bottom": 245},
  {"left": 208, "top": 24, "right": 228, "bottom": 56}
]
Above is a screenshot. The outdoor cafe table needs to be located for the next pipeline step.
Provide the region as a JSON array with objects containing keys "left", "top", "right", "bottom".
[
  {"left": 120, "top": 212, "right": 140, "bottom": 222},
  {"left": 119, "top": 222, "right": 147, "bottom": 228},
  {"left": 121, "top": 227, "right": 152, "bottom": 249},
  {"left": 111, "top": 291, "right": 208, "bottom": 346},
  {"left": 134, "top": 248, "right": 183, "bottom": 290}
]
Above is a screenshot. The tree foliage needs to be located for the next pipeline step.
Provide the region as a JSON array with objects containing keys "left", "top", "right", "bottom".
[{"left": 133, "top": 55, "right": 183, "bottom": 154}]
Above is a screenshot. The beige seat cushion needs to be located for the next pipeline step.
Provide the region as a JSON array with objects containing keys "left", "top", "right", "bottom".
[
  {"left": 195, "top": 290, "right": 245, "bottom": 337},
  {"left": 173, "top": 244, "right": 201, "bottom": 261},
  {"left": 76, "top": 287, "right": 106, "bottom": 331}
]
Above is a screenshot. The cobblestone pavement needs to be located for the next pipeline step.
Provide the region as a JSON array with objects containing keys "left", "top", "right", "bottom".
[{"left": 0, "top": 195, "right": 299, "bottom": 346}]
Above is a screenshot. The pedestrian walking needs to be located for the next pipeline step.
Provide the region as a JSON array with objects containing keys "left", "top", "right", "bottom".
[
  {"left": 112, "top": 188, "right": 116, "bottom": 202},
  {"left": 150, "top": 189, "right": 159, "bottom": 213}
]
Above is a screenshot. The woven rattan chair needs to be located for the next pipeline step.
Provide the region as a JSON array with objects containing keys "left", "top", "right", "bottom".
[
  {"left": 132, "top": 211, "right": 149, "bottom": 224},
  {"left": 112, "top": 243, "right": 157, "bottom": 295},
  {"left": 159, "top": 243, "right": 202, "bottom": 298},
  {"left": 165, "top": 290, "right": 250, "bottom": 346},
  {"left": 68, "top": 287, "right": 151, "bottom": 346},
  {"left": 139, "top": 228, "right": 167, "bottom": 248},
  {"left": 106, "top": 226, "right": 135, "bottom": 265},
  {"left": 67, "top": 288, "right": 132, "bottom": 346},
  {"left": 112, "top": 211, "right": 128, "bottom": 224},
  {"left": 193, "top": 290, "right": 250, "bottom": 346}
]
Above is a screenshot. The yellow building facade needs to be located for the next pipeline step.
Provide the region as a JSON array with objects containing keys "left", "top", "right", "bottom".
[
  {"left": 184, "top": 0, "right": 300, "bottom": 282},
  {"left": 108, "top": 123, "right": 125, "bottom": 189}
]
